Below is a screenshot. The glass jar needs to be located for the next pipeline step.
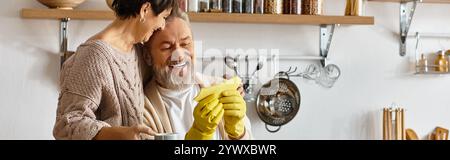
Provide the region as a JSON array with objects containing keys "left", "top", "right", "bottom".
[
  {"left": 446, "top": 50, "right": 450, "bottom": 70},
  {"left": 283, "top": 0, "right": 301, "bottom": 14},
  {"left": 210, "top": 0, "right": 222, "bottom": 12},
  {"left": 223, "top": 0, "right": 232, "bottom": 13},
  {"left": 291, "top": 0, "right": 301, "bottom": 14},
  {"left": 188, "top": 0, "right": 199, "bottom": 12},
  {"left": 254, "top": 0, "right": 264, "bottom": 14},
  {"left": 233, "top": 0, "right": 243, "bottom": 13},
  {"left": 283, "top": 0, "right": 291, "bottom": 14},
  {"left": 243, "top": 0, "right": 254, "bottom": 13},
  {"left": 416, "top": 54, "right": 428, "bottom": 74},
  {"left": 345, "top": 0, "right": 363, "bottom": 16},
  {"left": 302, "top": 0, "right": 323, "bottom": 15},
  {"left": 434, "top": 50, "right": 449, "bottom": 72},
  {"left": 264, "top": 0, "right": 282, "bottom": 14},
  {"left": 199, "top": 0, "right": 209, "bottom": 12}
]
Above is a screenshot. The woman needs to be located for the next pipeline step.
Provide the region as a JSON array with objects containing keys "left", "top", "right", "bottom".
[{"left": 53, "top": 0, "right": 176, "bottom": 140}]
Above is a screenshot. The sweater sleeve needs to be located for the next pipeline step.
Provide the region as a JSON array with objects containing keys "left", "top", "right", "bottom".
[{"left": 53, "top": 44, "right": 112, "bottom": 140}]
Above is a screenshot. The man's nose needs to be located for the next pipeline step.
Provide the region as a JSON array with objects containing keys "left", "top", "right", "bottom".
[{"left": 170, "top": 48, "right": 186, "bottom": 62}]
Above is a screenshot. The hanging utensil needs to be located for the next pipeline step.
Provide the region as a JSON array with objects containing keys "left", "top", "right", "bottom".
[
  {"left": 224, "top": 55, "right": 241, "bottom": 76},
  {"left": 251, "top": 56, "right": 264, "bottom": 78},
  {"left": 256, "top": 72, "right": 301, "bottom": 133}
]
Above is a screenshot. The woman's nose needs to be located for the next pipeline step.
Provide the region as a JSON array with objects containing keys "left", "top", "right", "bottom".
[{"left": 160, "top": 22, "right": 166, "bottom": 30}]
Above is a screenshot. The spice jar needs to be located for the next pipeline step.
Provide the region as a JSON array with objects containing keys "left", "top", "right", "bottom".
[
  {"left": 434, "top": 50, "right": 449, "bottom": 72},
  {"left": 302, "top": 0, "right": 323, "bottom": 15},
  {"left": 199, "top": 0, "right": 209, "bottom": 12},
  {"left": 223, "top": 0, "right": 232, "bottom": 13},
  {"left": 283, "top": 0, "right": 291, "bottom": 14},
  {"left": 188, "top": 0, "right": 199, "bottom": 12},
  {"left": 345, "top": 0, "right": 363, "bottom": 16},
  {"left": 264, "top": 0, "right": 282, "bottom": 14},
  {"left": 210, "top": 0, "right": 222, "bottom": 12},
  {"left": 254, "top": 0, "right": 264, "bottom": 14},
  {"left": 291, "top": 0, "right": 301, "bottom": 14},
  {"left": 233, "top": 0, "right": 243, "bottom": 13},
  {"left": 243, "top": 0, "right": 254, "bottom": 13},
  {"left": 283, "top": 0, "right": 301, "bottom": 14}
]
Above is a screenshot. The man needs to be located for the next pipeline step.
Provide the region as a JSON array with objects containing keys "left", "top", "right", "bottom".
[{"left": 142, "top": 12, "right": 252, "bottom": 140}]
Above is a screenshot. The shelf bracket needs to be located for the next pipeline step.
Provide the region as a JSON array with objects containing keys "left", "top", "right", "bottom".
[
  {"left": 319, "top": 24, "right": 336, "bottom": 67},
  {"left": 60, "top": 18, "right": 70, "bottom": 68},
  {"left": 399, "top": 0, "right": 420, "bottom": 56}
]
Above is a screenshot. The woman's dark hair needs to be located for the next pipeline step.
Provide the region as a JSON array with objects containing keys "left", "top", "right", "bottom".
[{"left": 112, "top": 0, "right": 177, "bottom": 19}]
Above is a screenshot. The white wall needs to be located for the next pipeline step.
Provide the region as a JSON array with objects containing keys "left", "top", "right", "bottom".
[{"left": 1, "top": 0, "right": 449, "bottom": 140}]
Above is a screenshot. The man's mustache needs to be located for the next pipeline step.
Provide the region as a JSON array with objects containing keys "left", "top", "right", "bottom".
[{"left": 166, "top": 49, "right": 192, "bottom": 68}]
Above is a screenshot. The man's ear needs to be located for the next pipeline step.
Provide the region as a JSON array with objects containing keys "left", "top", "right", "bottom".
[{"left": 140, "top": 2, "right": 152, "bottom": 20}]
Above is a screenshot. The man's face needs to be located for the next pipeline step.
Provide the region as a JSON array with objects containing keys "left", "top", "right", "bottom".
[{"left": 146, "top": 17, "right": 195, "bottom": 89}]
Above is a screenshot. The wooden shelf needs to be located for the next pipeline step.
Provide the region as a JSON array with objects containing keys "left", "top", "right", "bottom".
[
  {"left": 21, "top": 8, "right": 115, "bottom": 20},
  {"left": 369, "top": 0, "right": 450, "bottom": 3},
  {"left": 21, "top": 8, "right": 374, "bottom": 25}
]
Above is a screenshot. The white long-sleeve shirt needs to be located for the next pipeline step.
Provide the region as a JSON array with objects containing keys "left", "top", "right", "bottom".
[{"left": 156, "top": 84, "right": 222, "bottom": 140}]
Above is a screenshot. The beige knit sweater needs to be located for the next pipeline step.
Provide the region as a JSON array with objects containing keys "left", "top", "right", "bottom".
[{"left": 53, "top": 40, "right": 146, "bottom": 140}]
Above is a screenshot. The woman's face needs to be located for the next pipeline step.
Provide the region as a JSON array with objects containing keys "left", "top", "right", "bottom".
[{"left": 139, "top": 5, "right": 172, "bottom": 43}]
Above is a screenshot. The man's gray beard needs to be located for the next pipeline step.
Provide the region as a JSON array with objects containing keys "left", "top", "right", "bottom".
[{"left": 153, "top": 64, "right": 195, "bottom": 90}]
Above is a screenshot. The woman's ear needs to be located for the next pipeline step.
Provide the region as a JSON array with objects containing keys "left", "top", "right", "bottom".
[{"left": 140, "top": 2, "right": 152, "bottom": 20}]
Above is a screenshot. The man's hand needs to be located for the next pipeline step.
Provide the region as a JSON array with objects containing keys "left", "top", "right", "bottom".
[
  {"left": 93, "top": 124, "right": 156, "bottom": 140},
  {"left": 223, "top": 74, "right": 245, "bottom": 97},
  {"left": 220, "top": 90, "right": 247, "bottom": 139},
  {"left": 186, "top": 93, "right": 225, "bottom": 140}
]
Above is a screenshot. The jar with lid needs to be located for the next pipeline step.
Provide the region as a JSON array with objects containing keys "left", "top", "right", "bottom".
[
  {"left": 302, "top": 0, "right": 323, "bottom": 15},
  {"left": 188, "top": 0, "right": 199, "bottom": 12},
  {"left": 264, "top": 0, "right": 282, "bottom": 14},
  {"left": 210, "top": 0, "right": 222, "bottom": 12},
  {"left": 254, "top": 0, "right": 264, "bottom": 14},
  {"left": 243, "top": 0, "right": 254, "bottom": 13},
  {"left": 434, "top": 50, "right": 449, "bottom": 72},
  {"left": 223, "top": 0, "right": 232, "bottom": 13},
  {"left": 233, "top": 0, "right": 243, "bottom": 13},
  {"left": 199, "top": 0, "right": 209, "bottom": 12}
]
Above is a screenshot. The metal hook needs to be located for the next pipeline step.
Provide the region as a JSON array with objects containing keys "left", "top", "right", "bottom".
[{"left": 285, "top": 66, "right": 298, "bottom": 75}]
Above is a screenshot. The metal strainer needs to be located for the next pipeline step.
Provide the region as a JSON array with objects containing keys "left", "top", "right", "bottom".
[{"left": 256, "top": 72, "right": 301, "bottom": 133}]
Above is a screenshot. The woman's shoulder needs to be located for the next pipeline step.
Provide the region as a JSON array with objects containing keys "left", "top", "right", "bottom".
[
  {"left": 60, "top": 40, "right": 114, "bottom": 92},
  {"left": 62, "top": 40, "right": 113, "bottom": 75},
  {"left": 77, "top": 40, "right": 113, "bottom": 58}
]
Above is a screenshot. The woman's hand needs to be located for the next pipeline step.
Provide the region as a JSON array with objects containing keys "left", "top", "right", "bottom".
[{"left": 93, "top": 124, "right": 156, "bottom": 140}]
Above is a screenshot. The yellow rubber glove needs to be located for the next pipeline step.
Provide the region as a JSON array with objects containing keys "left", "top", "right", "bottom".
[
  {"left": 185, "top": 94, "right": 224, "bottom": 140},
  {"left": 194, "top": 76, "right": 241, "bottom": 102},
  {"left": 220, "top": 90, "right": 247, "bottom": 139}
]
